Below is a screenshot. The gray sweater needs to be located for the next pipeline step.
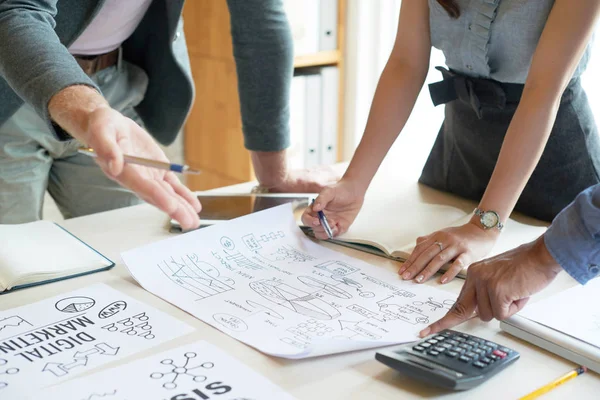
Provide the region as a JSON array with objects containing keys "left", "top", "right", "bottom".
[{"left": 0, "top": 0, "right": 293, "bottom": 150}]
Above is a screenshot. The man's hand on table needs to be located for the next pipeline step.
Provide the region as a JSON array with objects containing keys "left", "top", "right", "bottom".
[
  {"left": 420, "top": 236, "right": 563, "bottom": 337},
  {"left": 250, "top": 150, "right": 341, "bottom": 193},
  {"left": 49, "top": 85, "right": 201, "bottom": 230}
]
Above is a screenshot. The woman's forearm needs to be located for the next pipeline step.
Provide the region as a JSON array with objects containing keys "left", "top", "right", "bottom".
[
  {"left": 477, "top": 0, "right": 600, "bottom": 223},
  {"left": 343, "top": 60, "right": 427, "bottom": 192},
  {"left": 477, "top": 89, "right": 561, "bottom": 221}
]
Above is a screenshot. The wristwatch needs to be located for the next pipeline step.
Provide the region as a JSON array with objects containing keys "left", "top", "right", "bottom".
[{"left": 474, "top": 208, "right": 504, "bottom": 231}]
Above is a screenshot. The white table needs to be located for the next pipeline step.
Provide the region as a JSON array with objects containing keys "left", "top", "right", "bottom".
[{"left": 3, "top": 178, "right": 599, "bottom": 399}]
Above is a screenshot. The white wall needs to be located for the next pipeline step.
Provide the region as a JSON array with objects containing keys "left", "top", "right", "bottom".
[{"left": 343, "top": 1, "right": 600, "bottom": 180}]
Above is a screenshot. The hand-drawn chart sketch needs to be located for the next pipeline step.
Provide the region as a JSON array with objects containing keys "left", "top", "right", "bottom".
[
  {"left": 122, "top": 204, "right": 456, "bottom": 359},
  {"left": 249, "top": 279, "right": 341, "bottom": 320},
  {"left": 36, "top": 341, "right": 295, "bottom": 400},
  {"left": 158, "top": 254, "right": 234, "bottom": 299},
  {"left": 0, "top": 284, "right": 192, "bottom": 399}
]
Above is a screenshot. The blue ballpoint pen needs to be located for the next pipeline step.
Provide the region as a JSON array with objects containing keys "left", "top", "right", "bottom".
[
  {"left": 78, "top": 147, "right": 201, "bottom": 175},
  {"left": 312, "top": 199, "right": 334, "bottom": 239}
]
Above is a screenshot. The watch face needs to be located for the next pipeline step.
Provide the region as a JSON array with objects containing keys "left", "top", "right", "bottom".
[{"left": 480, "top": 211, "right": 499, "bottom": 229}]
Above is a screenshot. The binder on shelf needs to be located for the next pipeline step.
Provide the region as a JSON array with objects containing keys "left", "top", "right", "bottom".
[
  {"left": 304, "top": 72, "right": 323, "bottom": 168},
  {"left": 318, "top": 0, "right": 338, "bottom": 51},
  {"left": 283, "top": 0, "right": 319, "bottom": 56},
  {"left": 288, "top": 75, "right": 307, "bottom": 170},
  {"left": 319, "top": 66, "right": 339, "bottom": 165}
]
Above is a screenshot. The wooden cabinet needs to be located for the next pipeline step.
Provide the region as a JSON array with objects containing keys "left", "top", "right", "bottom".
[{"left": 182, "top": 0, "right": 346, "bottom": 191}]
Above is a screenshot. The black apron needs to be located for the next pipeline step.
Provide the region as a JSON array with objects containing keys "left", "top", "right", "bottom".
[{"left": 420, "top": 69, "right": 600, "bottom": 222}]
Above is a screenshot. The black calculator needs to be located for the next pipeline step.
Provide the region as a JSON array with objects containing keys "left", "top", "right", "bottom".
[{"left": 375, "top": 329, "right": 519, "bottom": 390}]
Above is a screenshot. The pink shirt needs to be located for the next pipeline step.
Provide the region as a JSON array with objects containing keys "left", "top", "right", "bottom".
[{"left": 69, "top": 0, "right": 153, "bottom": 55}]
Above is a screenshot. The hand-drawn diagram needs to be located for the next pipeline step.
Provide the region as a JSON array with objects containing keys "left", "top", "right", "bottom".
[
  {"left": 213, "top": 313, "right": 248, "bottom": 332},
  {"left": 280, "top": 319, "right": 334, "bottom": 349},
  {"left": 250, "top": 280, "right": 341, "bottom": 320},
  {"left": 377, "top": 297, "right": 430, "bottom": 325},
  {"left": 329, "top": 275, "right": 375, "bottom": 298},
  {"left": 290, "top": 320, "right": 334, "bottom": 339},
  {"left": 81, "top": 390, "right": 118, "bottom": 400},
  {"left": 246, "top": 300, "right": 284, "bottom": 320},
  {"left": 98, "top": 301, "right": 128, "bottom": 319},
  {"left": 150, "top": 352, "right": 214, "bottom": 390},
  {"left": 346, "top": 294, "right": 434, "bottom": 326},
  {"left": 42, "top": 343, "right": 120, "bottom": 377},
  {"left": 242, "top": 232, "right": 285, "bottom": 252},
  {"left": 159, "top": 254, "right": 234, "bottom": 299},
  {"left": 55, "top": 297, "right": 96, "bottom": 313},
  {"left": 337, "top": 320, "right": 381, "bottom": 340},
  {"left": 267, "top": 245, "right": 317, "bottom": 263},
  {"left": 220, "top": 236, "right": 235, "bottom": 251},
  {"left": 413, "top": 297, "right": 455, "bottom": 312},
  {"left": 222, "top": 250, "right": 265, "bottom": 271},
  {"left": 0, "top": 316, "right": 32, "bottom": 333},
  {"left": 122, "top": 205, "right": 458, "bottom": 359},
  {"left": 298, "top": 276, "right": 352, "bottom": 299},
  {"left": 315, "top": 261, "right": 360, "bottom": 276},
  {"left": 101, "top": 312, "right": 155, "bottom": 340},
  {"left": 0, "top": 358, "right": 19, "bottom": 390},
  {"left": 314, "top": 261, "right": 376, "bottom": 298}
]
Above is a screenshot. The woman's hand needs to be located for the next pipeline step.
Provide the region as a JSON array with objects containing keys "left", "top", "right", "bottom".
[
  {"left": 398, "top": 221, "right": 499, "bottom": 284},
  {"left": 301, "top": 179, "right": 365, "bottom": 240}
]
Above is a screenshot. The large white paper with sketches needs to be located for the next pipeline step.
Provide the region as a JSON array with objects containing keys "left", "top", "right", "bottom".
[
  {"left": 31, "top": 340, "right": 295, "bottom": 400},
  {"left": 0, "top": 284, "right": 193, "bottom": 398},
  {"left": 518, "top": 279, "right": 600, "bottom": 349},
  {"left": 122, "top": 205, "right": 456, "bottom": 359}
]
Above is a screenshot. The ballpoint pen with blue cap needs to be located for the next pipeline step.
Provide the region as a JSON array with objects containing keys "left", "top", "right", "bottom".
[{"left": 311, "top": 199, "right": 334, "bottom": 239}]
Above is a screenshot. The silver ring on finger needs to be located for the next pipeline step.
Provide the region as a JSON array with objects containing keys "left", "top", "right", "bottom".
[{"left": 434, "top": 241, "right": 443, "bottom": 251}]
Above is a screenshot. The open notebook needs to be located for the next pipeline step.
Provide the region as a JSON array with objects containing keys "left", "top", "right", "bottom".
[
  {"left": 0, "top": 221, "right": 114, "bottom": 293},
  {"left": 317, "top": 188, "right": 547, "bottom": 277}
]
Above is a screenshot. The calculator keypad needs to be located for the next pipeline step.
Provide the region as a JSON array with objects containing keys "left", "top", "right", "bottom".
[
  {"left": 377, "top": 329, "right": 520, "bottom": 391},
  {"left": 407, "top": 330, "right": 515, "bottom": 372}
]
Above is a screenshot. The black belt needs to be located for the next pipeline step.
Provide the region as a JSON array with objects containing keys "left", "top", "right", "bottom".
[{"left": 428, "top": 67, "right": 524, "bottom": 119}]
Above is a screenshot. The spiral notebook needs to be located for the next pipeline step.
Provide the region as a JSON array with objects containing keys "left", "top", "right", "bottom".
[{"left": 0, "top": 221, "right": 114, "bottom": 293}]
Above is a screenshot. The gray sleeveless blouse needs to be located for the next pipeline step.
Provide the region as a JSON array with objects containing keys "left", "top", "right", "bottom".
[{"left": 429, "top": 0, "right": 591, "bottom": 83}]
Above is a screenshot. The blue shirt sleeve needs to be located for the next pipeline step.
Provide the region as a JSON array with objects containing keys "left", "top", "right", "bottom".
[{"left": 544, "top": 184, "right": 600, "bottom": 284}]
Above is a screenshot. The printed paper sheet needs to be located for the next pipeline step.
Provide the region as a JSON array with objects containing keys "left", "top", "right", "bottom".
[
  {"left": 32, "top": 340, "right": 295, "bottom": 400},
  {"left": 0, "top": 284, "right": 193, "bottom": 398},
  {"left": 122, "top": 205, "right": 457, "bottom": 359}
]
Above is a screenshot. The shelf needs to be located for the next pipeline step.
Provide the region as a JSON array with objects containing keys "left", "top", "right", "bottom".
[{"left": 294, "top": 50, "right": 340, "bottom": 69}]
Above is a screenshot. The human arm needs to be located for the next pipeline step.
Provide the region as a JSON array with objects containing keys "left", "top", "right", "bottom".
[
  {"left": 303, "top": 0, "right": 431, "bottom": 237},
  {"left": 0, "top": 0, "right": 97, "bottom": 130},
  {"left": 422, "top": 184, "right": 600, "bottom": 336},
  {"left": 48, "top": 86, "right": 202, "bottom": 229},
  {"left": 226, "top": 0, "right": 341, "bottom": 193},
  {"left": 0, "top": 2, "right": 201, "bottom": 229},
  {"left": 400, "top": 0, "right": 600, "bottom": 283}
]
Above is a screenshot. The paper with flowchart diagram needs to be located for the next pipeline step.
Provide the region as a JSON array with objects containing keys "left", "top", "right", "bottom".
[
  {"left": 30, "top": 340, "right": 295, "bottom": 400},
  {"left": 0, "top": 284, "right": 193, "bottom": 398},
  {"left": 122, "top": 205, "right": 457, "bottom": 359}
]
